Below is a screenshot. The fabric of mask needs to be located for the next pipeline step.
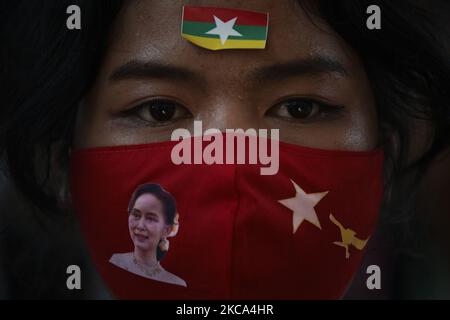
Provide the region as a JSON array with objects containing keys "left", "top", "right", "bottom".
[{"left": 70, "top": 134, "right": 384, "bottom": 299}]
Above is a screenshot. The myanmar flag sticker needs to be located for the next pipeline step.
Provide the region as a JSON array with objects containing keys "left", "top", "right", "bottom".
[{"left": 181, "top": 6, "right": 269, "bottom": 50}]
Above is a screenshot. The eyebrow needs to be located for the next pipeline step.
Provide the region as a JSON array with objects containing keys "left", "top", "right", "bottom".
[
  {"left": 131, "top": 208, "right": 159, "bottom": 218},
  {"left": 109, "top": 60, "right": 204, "bottom": 85},
  {"left": 252, "top": 56, "right": 348, "bottom": 81},
  {"left": 109, "top": 56, "right": 347, "bottom": 85}
]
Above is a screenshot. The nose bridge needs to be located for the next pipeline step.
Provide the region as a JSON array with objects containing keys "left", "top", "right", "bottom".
[
  {"left": 137, "top": 216, "right": 145, "bottom": 229},
  {"left": 200, "top": 96, "right": 260, "bottom": 132},
  {"left": 198, "top": 65, "right": 261, "bottom": 131}
]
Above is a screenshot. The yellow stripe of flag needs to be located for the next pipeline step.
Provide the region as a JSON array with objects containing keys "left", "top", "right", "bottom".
[{"left": 181, "top": 34, "right": 266, "bottom": 50}]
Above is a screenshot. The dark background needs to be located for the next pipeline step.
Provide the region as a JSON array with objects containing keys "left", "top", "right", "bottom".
[{"left": 1, "top": 1, "right": 449, "bottom": 299}]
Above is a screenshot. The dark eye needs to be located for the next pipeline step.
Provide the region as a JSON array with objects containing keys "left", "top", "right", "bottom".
[
  {"left": 126, "top": 99, "right": 192, "bottom": 126},
  {"left": 286, "top": 100, "right": 315, "bottom": 118},
  {"left": 132, "top": 212, "right": 140, "bottom": 219},
  {"left": 266, "top": 99, "right": 342, "bottom": 122}
]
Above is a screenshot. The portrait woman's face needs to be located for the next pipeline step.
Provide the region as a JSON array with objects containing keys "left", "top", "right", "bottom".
[
  {"left": 74, "top": 0, "right": 378, "bottom": 151},
  {"left": 128, "top": 193, "right": 171, "bottom": 252}
]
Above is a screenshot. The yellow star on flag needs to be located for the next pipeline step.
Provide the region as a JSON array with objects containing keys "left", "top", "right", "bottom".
[{"left": 278, "top": 179, "right": 328, "bottom": 234}]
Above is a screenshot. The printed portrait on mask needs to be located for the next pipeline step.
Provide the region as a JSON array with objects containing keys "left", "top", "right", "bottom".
[{"left": 109, "top": 183, "right": 186, "bottom": 287}]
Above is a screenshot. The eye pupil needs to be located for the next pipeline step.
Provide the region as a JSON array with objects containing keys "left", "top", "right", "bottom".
[
  {"left": 149, "top": 102, "right": 176, "bottom": 121},
  {"left": 286, "top": 101, "right": 313, "bottom": 118}
]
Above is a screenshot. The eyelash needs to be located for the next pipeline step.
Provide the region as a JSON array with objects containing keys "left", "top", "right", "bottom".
[
  {"left": 132, "top": 212, "right": 158, "bottom": 222},
  {"left": 120, "top": 98, "right": 192, "bottom": 127},
  {"left": 120, "top": 97, "right": 343, "bottom": 127},
  {"left": 265, "top": 98, "right": 344, "bottom": 123}
]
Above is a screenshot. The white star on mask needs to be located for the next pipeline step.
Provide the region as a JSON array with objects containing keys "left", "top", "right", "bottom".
[
  {"left": 205, "top": 16, "right": 243, "bottom": 45},
  {"left": 278, "top": 179, "right": 329, "bottom": 234}
]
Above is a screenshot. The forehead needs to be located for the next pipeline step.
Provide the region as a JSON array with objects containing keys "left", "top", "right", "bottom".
[
  {"left": 104, "top": 0, "right": 358, "bottom": 79},
  {"left": 133, "top": 193, "right": 163, "bottom": 213}
]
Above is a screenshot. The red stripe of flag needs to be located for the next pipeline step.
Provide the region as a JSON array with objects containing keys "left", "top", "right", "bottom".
[{"left": 183, "top": 6, "right": 268, "bottom": 27}]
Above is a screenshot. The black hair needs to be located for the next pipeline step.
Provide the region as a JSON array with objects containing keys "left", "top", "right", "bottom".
[
  {"left": 1, "top": 0, "right": 124, "bottom": 213},
  {"left": 127, "top": 183, "right": 177, "bottom": 261},
  {"left": 301, "top": 0, "right": 450, "bottom": 251},
  {"left": 1, "top": 1, "right": 449, "bottom": 247}
]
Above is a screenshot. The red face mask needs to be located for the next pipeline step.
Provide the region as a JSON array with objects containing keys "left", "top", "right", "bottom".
[{"left": 70, "top": 135, "right": 384, "bottom": 299}]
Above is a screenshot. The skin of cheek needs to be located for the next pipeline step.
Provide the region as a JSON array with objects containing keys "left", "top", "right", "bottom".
[
  {"left": 74, "top": 0, "right": 378, "bottom": 152},
  {"left": 128, "top": 217, "right": 144, "bottom": 249},
  {"left": 129, "top": 217, "right": 159, "bottom": 251},
  {"left": 332, "top": 81, "right": 378, "bottom": 151},
  {"left": 129, "top": 217, "right": 142, "bottom": 249}
]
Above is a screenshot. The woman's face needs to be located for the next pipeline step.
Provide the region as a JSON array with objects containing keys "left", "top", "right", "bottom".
[
  {"left": 74, "top": 0, "right": 378, "bottom": 151},
  {"left": 128, "top": 193, "right": 171, "bottom": 252}
]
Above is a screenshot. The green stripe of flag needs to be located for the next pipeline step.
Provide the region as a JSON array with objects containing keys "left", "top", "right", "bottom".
[{"left": 182, "top": 21, "right": 267, "bottom": 40}]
